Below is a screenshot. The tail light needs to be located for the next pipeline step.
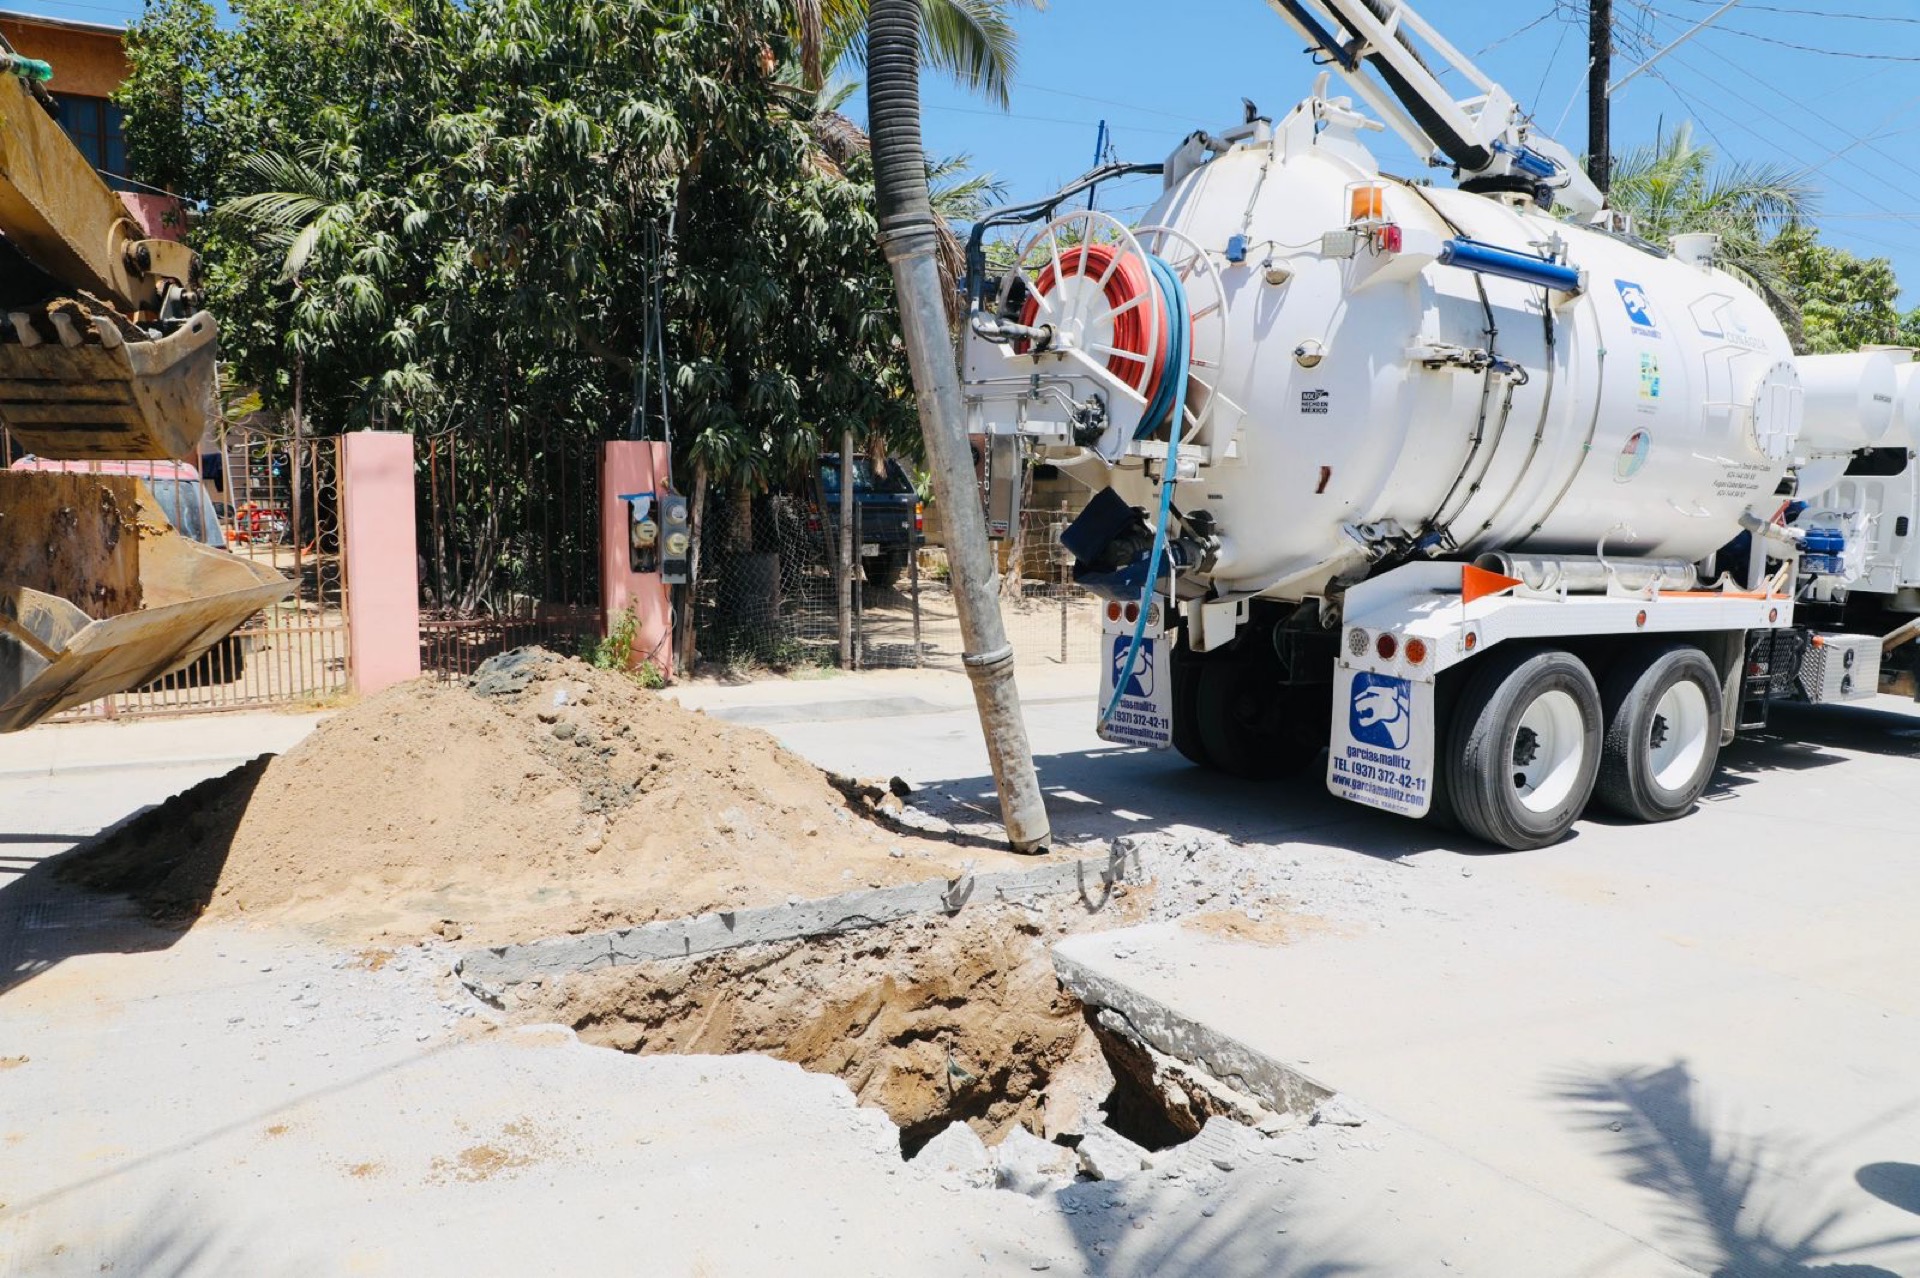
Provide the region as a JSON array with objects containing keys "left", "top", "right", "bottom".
[{"left": 914, "top": 501, "right": 924, "bottom": 534}]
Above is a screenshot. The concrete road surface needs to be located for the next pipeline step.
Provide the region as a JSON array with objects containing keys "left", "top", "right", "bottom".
[{"left": 4, "top": 678, "right": 1920, "bottom": 1275}]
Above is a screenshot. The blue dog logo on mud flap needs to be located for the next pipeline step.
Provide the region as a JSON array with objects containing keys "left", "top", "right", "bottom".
[
  {"left": 1350, "top": 672, "right": 1411, "bottom": 750},
  {"left": 1111, "top": 634, "right": 1153, "bottom": 699}
]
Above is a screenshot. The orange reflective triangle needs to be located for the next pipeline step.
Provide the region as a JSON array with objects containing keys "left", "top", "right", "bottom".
[{"left": 1462, "top": 563, "right": 1523, "bottom": 605}]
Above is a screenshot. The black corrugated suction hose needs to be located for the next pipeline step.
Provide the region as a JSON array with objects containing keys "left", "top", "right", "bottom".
[{"left": 867, "top": 0, "right": 932, "bottom": 237}]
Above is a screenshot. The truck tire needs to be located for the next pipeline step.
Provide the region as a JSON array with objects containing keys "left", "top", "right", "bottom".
[
  {"left": 1594, "top": 644, "right": 1722, "bottom": 823},
  {"left": 1445, "top": 646, "right": 1601, "bottom": 850},
  {"left": 863, "top": 551, "right": 906, "bottom": 591},
  {"left": 1169, "top": 637, "right": 1210, "bottom": 768},
  {"left": 1194, "top": 660, "right": 1325, "bottom": 779}
]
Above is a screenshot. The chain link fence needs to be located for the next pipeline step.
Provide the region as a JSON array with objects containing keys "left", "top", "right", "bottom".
[{"left": 688, "top": 482, "right": 1101, "bottom": 675}]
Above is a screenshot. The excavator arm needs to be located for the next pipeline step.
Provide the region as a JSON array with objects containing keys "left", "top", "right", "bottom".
[
  {"left": 0, "top": 68, "right": 216, "bottom": 458},
  {"left": 0, "top": 60, "right": 290, "bottom": 730}
]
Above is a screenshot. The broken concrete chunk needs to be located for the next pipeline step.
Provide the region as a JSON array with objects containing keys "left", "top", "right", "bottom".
[
  {"left": 1311, "top": 1096, "right": 1367, "bottom": 1128},
  {"left": 993, "top": 1125, "right": 1079, "bottom": 1197},
  {"left": 1152, "top": 1116, "right": 1271, "bottom": 1185},
  {"left": 467, "top": 647, "right": 547, "bottom": 697},
  {"left": 912, "top": 1121, "right": 993, "bottom": 1189},
  {"left": 1075, "top": 1123, "right": 1151, "bottom": 1182}
]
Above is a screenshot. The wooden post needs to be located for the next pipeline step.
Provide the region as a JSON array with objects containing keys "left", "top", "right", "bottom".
[{"left": 838, "top": 430, "right": 854, "bottom": 669}]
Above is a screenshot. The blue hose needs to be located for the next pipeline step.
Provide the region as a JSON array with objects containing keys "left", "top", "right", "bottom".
[{"left": 1099, "top": 253, "right": 1191, "bottom": 734}]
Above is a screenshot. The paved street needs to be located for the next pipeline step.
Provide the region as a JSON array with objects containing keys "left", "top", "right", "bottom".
[{"left": 3, "top": 677, "right": 1919, "bottom": 1274}]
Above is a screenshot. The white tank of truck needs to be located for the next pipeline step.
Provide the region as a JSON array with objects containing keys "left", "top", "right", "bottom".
[{"left": 1080, "top": 104, "right": 1804, "bottom": 604}]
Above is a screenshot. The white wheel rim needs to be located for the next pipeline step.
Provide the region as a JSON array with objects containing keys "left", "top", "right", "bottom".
[
  {"left": 1648, "top": 679, "right": 1710, "bottom": 792},
  {"left": 1510, "top": 689, "right": 1586, "bottom": 813}
]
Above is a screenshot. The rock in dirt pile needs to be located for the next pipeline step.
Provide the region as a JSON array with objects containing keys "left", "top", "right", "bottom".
[{"left": 60, "top": 648, "right": 998, "bottom": 943}]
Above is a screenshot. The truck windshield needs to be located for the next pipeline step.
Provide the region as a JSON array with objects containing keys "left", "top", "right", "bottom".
[
  {"left": 145, "top": 478, "right": 224, "bottom": 548},
  {"left": 820, "top": 458, "right": 913, "bottom": 494}
]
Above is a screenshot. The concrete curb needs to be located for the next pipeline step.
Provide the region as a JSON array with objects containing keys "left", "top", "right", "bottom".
[
  {"left": 457, "top": 843, "right": 1144, "bottom": 993},
  {"left": 1052, "top": 944, "right": 1334, "bottom": 1120}
]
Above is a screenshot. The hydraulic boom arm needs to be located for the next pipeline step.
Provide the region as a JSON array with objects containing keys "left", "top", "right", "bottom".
[{"left": 1263, "top": 0, "right": 1605, "bottom": 216}]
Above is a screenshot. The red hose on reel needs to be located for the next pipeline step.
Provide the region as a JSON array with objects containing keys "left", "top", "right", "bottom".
[{"left": 1018, "top": 244, "right": 1171, "bottom": 409}]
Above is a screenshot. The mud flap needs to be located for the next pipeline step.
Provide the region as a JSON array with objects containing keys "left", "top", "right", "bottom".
[
  {"left": 1326, "top": 665, "right": 1435, "bottom": 817},
  {"left": 1097, "top": 628, "right": 1173, "bottom": 750}
]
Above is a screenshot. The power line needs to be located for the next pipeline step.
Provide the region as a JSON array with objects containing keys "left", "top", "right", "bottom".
[
  {"left": 1477, "top": 7, "right": 1561, "bottom": 58},
  {"left": 1708, "top": 25, "right": 1920, "bottom": 60},
  {"left": 1670, "top": 14, "right": 1920, "bottom": 196},
  {"left": 1668, "top": 0, "right": 1920, "bottom": 23},
  {"left": 1016, "top": 84, "right": 1201, "bottom": 127},
  {"left": 924, "top": 102, "right": 1180, "bottom": 136},
  {"left": 1655, "top": 48, "right": 1914, "bottom": 215},
  {"left": 1529, "top": 14, "right": 1574, "bottom": 119}
]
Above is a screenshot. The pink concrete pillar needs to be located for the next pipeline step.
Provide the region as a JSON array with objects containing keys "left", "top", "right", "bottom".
[
  {"left": 599, "top": 441, "right": 674, "bottom": 680},
  {"left": 341, "top": 431, "right": 422, "bottom": 694}
]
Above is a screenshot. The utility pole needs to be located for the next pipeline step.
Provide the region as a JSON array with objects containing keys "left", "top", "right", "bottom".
[
  {"left": 1587, "top": 0, "right": 1611, "bottom": 195},
  {"left": 1086, "top": 119, "right": 1108, "bottom": 210}
]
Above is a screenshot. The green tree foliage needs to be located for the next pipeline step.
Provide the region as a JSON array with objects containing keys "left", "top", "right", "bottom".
[
  {"left": 1606, "top": 122, "right": 1816, "bottom": 334},
  {"left": 120, "top": 0, "right": 921, "bottom": 495},
  {"left": 788, "top": 0, "right": 1040, "bottom": 105},
  {"left": 1773, "top": 225, "right": 1920, "bottom": 355},
  {"left": 1603, "top": 122, "right": 1920, "bottom": 355}
]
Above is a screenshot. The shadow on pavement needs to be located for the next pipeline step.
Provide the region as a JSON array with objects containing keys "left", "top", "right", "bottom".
[
  {"left": 926, "top": 744, "right": 1487, "bottom": 861},
  {"left": 1552, "top": 1060, "right": 1920, "bottom": 1275},
  {"left": 1758, "top": 703, "right": 1920, "bottom": 760},
  {"left": 1050, "top": 1176, "right": 1368, "bottom": 1278},
  {"left": 0, "top": 757, "right": 265, "bottom": 996},
  {"left": 1857, "top": 1164, "right": 1920, "bottom": 1218}
]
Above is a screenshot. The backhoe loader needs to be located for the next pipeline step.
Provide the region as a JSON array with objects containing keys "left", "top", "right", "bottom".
[{"left": 0, "top": 51, "right": 289, "bottom": 730}]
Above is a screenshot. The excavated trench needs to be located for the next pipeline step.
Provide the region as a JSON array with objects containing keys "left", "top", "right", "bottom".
[{"left": 507, "top": 902, "right": 1232, "bottom": 1156}]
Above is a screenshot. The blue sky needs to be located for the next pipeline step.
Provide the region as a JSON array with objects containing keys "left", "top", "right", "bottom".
[
  {"left": 897, "top": 0, "right": 1920, "bottom": 305},
  {"left": 12, "top": 0, "right": 1918, "bottom": 301}
]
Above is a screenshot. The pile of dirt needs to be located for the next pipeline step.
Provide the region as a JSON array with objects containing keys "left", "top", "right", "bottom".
[{"left": 60, "top": 648, "right": 1016, "bottom": 944}]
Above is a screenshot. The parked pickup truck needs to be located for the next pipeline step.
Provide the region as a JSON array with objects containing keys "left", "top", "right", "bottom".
[{"left": 817, "top": 454, "right": 923, "bottom": 590}]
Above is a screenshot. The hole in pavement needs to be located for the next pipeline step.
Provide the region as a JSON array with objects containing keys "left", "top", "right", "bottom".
[{"left": 504, "top": 904, "right": 1212, "bottom": 1160}]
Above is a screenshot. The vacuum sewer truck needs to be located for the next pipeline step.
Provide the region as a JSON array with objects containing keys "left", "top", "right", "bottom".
[{"left": 961, "top": 0, "right": 1917, "bottom": 849}]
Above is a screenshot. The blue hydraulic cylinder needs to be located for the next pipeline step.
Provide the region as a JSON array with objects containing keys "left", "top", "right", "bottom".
[{"left": 1438, "top": 238, "right": 1582, "bottom": 293}]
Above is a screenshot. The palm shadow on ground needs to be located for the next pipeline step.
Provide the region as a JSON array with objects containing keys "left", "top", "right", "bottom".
[{"left": 1552, "top": 1060, "right": 1920, "bottom": 1275}]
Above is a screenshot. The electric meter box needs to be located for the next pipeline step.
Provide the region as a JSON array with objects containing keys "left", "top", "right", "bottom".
[{"left": 660, "top": 492, "right": 691, "bottom": 585}]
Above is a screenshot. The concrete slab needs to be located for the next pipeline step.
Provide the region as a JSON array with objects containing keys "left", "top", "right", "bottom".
[{"left": 1056, "top": 697, "right": 1920, "bottom": 1277}]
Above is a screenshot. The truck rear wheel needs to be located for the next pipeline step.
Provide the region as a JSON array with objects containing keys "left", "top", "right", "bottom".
[
  {"left": 1594, "top": 644, "right": 1722, "bottom": 822},
  {"left": 1445, "top": 647, "right": 1602, "bottom": 850},
  {"left": 1193, "top": 660, "right": 1326, "bottom": 779},
  {"left": 1169, "top": 635, "right": 1210, "bottom": 768},
  {"left": 862, "top": 551, "right": 906, "bottom": 591}
]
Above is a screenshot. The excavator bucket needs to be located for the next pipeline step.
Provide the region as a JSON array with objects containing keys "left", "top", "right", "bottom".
[
  {"left": 0, "top": 298, "right": 216, "bottom": 461},
  {"left": 0, "top": 471, "right": 291, "bottom": 732}
]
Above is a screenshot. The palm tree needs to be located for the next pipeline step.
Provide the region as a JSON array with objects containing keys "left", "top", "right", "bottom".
[
  {"left": 1606, "top": 122, "right": 1817, "bottom": 336},
  {"left": 789, "top": 0, "right": 1038, "bottom": 106}
]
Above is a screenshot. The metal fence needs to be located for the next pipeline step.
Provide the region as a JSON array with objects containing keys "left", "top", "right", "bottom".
[
  {"left": 688, "top": 487, "right": 1101, "bottom": 675},
  {"left": 416, "top": 422, "right": 604, "bottom": 679},
  {"left": 36, "top": 426, "right": 354, "bottom": 720},
  {"left": 905, "top": 501, "right": 1103, "bottom": 671}
]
